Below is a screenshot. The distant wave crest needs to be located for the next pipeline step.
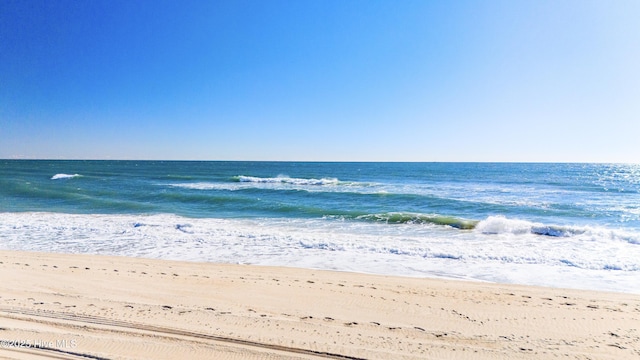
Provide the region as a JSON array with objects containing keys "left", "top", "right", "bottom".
[
  {"left": 51, "top": 173, "right": 82, "bottom": 180},
  {"left": 167, "top": 182, "right": 222, "bottom": 190},
  {"left": 235, "top": 175, "right": 340, "bottom": 186}
]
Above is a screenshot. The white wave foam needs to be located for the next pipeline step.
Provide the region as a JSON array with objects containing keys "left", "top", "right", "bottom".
[
  {"left": 167, "top": 182, "right": 228, "bottom": 190},
  {"left": 474, "top": 215, "right": 640, "bottom": 244},
  {"left": 51, "top": 173, "right": 82, "bottom": 180},
  {"left": 1, "top": 212, "right": 638, "bottom": 293},
  {"left": 237, "top": 175, "right": 340, "bottom": 186},
  {"left": 165, "top": 176, "right": 374, "bottom": 193},
  {"left": 475, "top": 216, "right": 542, "bottom": 235}
]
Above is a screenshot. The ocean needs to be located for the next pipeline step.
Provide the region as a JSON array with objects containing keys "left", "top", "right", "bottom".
[{"left": 1, "top": 160, "right": 639, "bottom": 293}]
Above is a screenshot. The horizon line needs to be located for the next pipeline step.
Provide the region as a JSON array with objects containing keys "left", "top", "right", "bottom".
[{"left": 2, "top": 158, "right": 638, "bottom": 165}]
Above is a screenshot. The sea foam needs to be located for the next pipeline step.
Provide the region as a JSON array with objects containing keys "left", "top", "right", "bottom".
[
  {"left": 1, "top": 212, "right": 638, "bottom": 294},
  {"left": 475, "top": 215, "right": 640, "bottom": 244},
  {"left": 51, "top": 173, "right": 82, "bottom": 180},
  {"left": 236, "top": 175, "right": 340, "bottom": 186}
]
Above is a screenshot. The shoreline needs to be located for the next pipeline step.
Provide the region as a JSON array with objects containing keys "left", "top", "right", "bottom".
[
  {"left": 1, "top": 250, "right": 639, "bottom": 359},
  {"left": 3, "top": 211, "right": 638, "bottom": 295}
]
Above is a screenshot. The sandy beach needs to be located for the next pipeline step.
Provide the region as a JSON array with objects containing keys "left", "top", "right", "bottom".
[{"left": 0, "top": 250, "right": 638, "bottom": 359}]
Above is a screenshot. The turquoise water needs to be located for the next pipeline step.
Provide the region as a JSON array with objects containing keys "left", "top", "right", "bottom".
[{"left": 1, "top": 160, "right": 639, "bottom": 292}]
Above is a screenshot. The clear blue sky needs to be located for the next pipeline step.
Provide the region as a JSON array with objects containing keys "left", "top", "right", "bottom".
[{"left": 1, "top": 0, "right": 639, "bottom": 162}]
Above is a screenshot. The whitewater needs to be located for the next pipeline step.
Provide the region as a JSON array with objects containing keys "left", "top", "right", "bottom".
[{"left": 1, "top": 161, "right": 639, "bottom": 293}]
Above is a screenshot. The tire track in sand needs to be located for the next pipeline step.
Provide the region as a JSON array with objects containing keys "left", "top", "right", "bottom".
[{"left": 0, "top": 307, "right": 366, "bottom": 360}]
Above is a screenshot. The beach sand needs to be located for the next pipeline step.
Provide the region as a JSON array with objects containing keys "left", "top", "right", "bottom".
[{"left": 0, "top": 250, "right": 638, "bottom": 359}]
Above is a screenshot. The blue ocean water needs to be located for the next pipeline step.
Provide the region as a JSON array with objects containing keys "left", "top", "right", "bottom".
[{"left": 1, "top": 160, "right": 639, "bottom": 293}]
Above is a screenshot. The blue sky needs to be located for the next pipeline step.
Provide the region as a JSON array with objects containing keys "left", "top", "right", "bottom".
[{"left": 1, "top": 0, "right": 639, "bottom": 162}]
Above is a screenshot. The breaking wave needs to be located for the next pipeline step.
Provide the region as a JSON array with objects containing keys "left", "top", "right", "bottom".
[
  {"left": 475, "top": 215, "right": 640, "bottom": 244},
  {"left": 234, "top": 175, "right": 340, "bottom": 186},
  {"left": 51, "top": 173, "right": 82, "bottom": 180},
  {"left": 350, "top": 213, "right": 640, "bottom": 244},
  {"left": 355, "top": 212, "right": 478, "bottom": 229}
]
